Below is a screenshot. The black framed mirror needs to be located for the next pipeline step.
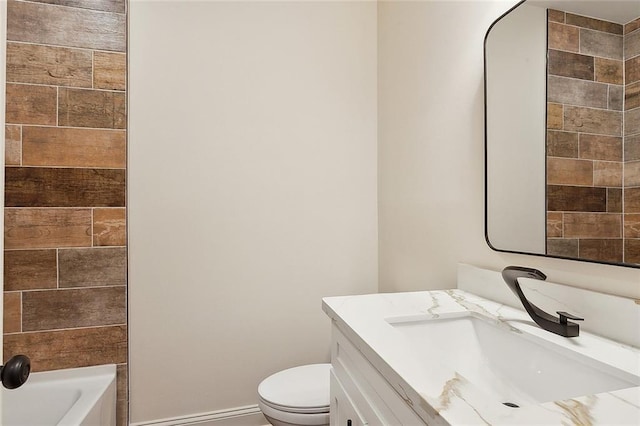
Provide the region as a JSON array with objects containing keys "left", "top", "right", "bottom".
[{"left": 485, "top": 0, "right": 640, "bottom": 267}]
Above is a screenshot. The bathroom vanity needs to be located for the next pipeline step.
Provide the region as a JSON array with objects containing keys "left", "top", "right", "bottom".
[
  {"left": 325, "top": 1, "right": 640, "bottom": 423},
  {"left": 323, "top": 265, "right": 640, "bottom": 425}
]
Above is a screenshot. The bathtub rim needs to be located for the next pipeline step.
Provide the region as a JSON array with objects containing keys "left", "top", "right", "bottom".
[{"left": 4, "top": 363, "right": 117, "bottom": 426}]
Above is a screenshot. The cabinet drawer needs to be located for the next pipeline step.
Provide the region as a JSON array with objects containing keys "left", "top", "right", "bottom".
[
  {"left": 331, "top": 324, "right": 425, "bottom": 425},
  {"left": 330, "top": 370, "right": 368, "bottom": 426},
  {"left": 332, "top": 358, "right": 389, "bottom": 426}
]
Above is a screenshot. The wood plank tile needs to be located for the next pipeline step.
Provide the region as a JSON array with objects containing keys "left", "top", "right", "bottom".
[
  {"left": 548, "top": 22, "right": 578, "bottom": 52},
  {"left": 627, "top": 56, "right": 640, "bottom": 84},
  {"left": 4, "top": 292, "right": 21, "bottom": 334},
  {"left": 625, "top": 108, "right": 640, "bottom": 136},
  {"left": 117, "top": 399, "right": 127, "bottom": 426},
  {"left": 548, "top": 9, "right": 565, "bottom": 24},
  {"left": 94, "top": 52, "right": 126, "bottom": 91},
  {"left": 626, "top": 188, "right": 640, "bottom": 213},
  {"left": 5, "top": 208, "right": 92, "bottom": 249},
  {"left": 7, "top": 42, "right": 92, "bottom": 88},
  {"left": 93, "top": 208, "right": 126, "bottom": 246},
  {"left": 579, "top": 29, "right": 623, "bottom": 60},
  {"left": 626, "top": 18, "right": 640, "bottom": 35},
  {"left": 626, "top": 135, "right": 640, "bottom": 161},
  {"left": 579, "top": 239, "right": 623, "bottom": 263},
  {"left": 26, "top": 0, "right": 125, "bottom": 13},
  {"left": 117, "top": 364, "right": 127, "bottom": 403},
  {"left": 22, "top": 126, "right": 125, "bottom": 168},
  {"left": 58, "top": 88, "right": 126, "bottom": 129},
  {"left": 5, "top": 125, "right": 21, "bottom": 165},
  {"left": 3, "top": 325, "right": 127, "bottom": 372},
  {"left": 625, "top": 239, "right": 640, "bottom": 264},
  {"left": 566, "top": 13, "right": 623, "bottom": 35},
  {"left": 564, "top": 213, "right": 621, "bottom": 238},
  {"left": 625, "top": 214, "right": 640, "bottom": 238},
  {"left": 6, "top": 83, "right": 57, "bottom": 125},
  {"left": 625, "top": 27, "right": 640, "bottom": 59},
  {"left": 608, "top": 85, "right": 623, "bottom": 111},
  {"left": 626, "top": 161, "right": 640, "bottom": 187},
  {"left": 548, "top": 49, "right": 594, "bottom": 80},
  {"left": 547, "top": 185, "right": 606, "bottom": 212},
  {"left": 4, "top": 249, "right": 57, "bottom": 291},
  {"left": 564, "top": 106, "right": 622, "bottom": 136},
  {"left": 7, "top": 0, "right": 126, "bottom": 52},
  {"left": 5, "top": 167, "right": 126, "bottom": 207},
  {"left": 626, "top": 82, "right": 640, "bottom": 111},
  {"left": 547, "top": 239, "right": 578, "bottom": 258},
  {"left": 117, "top": 364, "right": 128, "bottom": 426},
  {"left": 547, "top": 131, "right": 578, "bottom": 158},
  {"left": 59, "top": 247, "right": 126, "bottom": 287},
  {"left": 593, "top": 161, "right": 622, "bottom": 187},
  {"left": 547, "top": 103, "right": 563, "bottom": 130},
  {"left": 547, "top": 212, "right": 563, "bottom": 237},
  {"left": 608, "top": 188, "right": 622, "bottom": 213},
  {"left": 547, "top": 76, "right": 608, "bottom": 109},
  {"left": 594, "top": 58, "right": 623, "bottom": 85},
  {"left": 22, "top": 286, "right": 126, "bottom": 331},
  {"left": 579, "top": 134, "right": 622, "bottom": 161},
  {"left": 547, "top": 157, "right": 593, "bottom": 186}
]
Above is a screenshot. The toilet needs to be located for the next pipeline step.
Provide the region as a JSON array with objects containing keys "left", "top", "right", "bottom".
[{"left": 257, "top": 363, "right": 331, "bottom": 426}]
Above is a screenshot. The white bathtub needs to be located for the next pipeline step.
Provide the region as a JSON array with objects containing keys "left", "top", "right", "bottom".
[{"left": 2, "top": 364, "right": 117, "bottom": 426}]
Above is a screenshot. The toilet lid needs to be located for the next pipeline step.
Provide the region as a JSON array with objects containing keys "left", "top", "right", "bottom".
[{"left": 258, "top": 364, "right": 331, "bottom": 413}]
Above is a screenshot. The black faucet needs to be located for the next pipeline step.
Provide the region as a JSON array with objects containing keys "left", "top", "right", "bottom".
[{"left": 501, "top": 266, "right": 583, "bottom": 337}]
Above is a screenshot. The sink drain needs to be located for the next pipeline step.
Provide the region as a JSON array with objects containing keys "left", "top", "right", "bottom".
[{"left": 502, "top": 402, "right": 520, "bottom": 408}]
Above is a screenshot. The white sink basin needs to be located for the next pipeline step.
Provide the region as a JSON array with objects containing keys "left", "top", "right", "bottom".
[{"left": 387, "top": 312, "right": 640, "bottom": 407}]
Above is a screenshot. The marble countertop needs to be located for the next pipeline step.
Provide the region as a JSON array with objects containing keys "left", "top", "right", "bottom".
[{"left": 322, "top": 289, "right": 640, "bottom": 425}]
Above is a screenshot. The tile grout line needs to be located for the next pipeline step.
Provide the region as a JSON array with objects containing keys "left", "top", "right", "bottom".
[
  {"left": 16, "top": 284, "right": 127, "bottom": 293},
  {"left": 17, "top": 0, "right": 127, "bottom": 16},
  {"left": 5, "top": 323, "right": 128, "bottom": 336},
  {"left": 6, "top": 39, "right": 125, "bottom": 56}
]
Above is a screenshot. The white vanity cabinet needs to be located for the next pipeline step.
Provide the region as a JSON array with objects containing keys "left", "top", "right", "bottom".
[{"left": 329, "top": 323, "right": 426, "bottom": 426}]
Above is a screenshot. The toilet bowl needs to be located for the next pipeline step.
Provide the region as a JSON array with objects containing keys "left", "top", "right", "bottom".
[{"left": 257, "top": 363, "right": 331, "bottom": 426}]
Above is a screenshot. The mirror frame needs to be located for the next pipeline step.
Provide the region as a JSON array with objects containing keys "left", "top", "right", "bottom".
[{"left": 483, "top": 0, "right": 640, "bottom": 269}]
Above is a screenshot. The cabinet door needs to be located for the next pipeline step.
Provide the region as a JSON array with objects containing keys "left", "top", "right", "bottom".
[{"left": 330, "top": 370, "right": 367, "bottom": 426}]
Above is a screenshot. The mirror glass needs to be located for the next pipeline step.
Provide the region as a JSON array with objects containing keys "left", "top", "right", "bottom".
[{"left": 485, "top": 0, "right": 640, "bottom": 267}]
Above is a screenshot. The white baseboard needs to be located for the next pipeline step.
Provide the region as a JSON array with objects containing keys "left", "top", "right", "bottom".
[{"left": 130, "top": 404, "right": 268, "bottom": 426}]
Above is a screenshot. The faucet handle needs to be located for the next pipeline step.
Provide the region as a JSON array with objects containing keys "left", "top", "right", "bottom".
[{"left": 557, "top": 311, "right": 584, "bottom": 324}]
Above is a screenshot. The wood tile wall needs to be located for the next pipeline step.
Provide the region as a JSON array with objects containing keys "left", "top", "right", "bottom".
[
  {"left": 3, "top": 0, "right": 127, "bottom": 424},
  {"left": 546, "top": 10, "right": 640, "bottom": 265}
]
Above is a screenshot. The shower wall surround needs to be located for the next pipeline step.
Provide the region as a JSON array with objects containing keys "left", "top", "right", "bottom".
[
  {"left": 546, "top": 11, "right": 640, "bottom": 264},
  {"left": 2, "top": 0, "right": 127, "bottom": 424}
]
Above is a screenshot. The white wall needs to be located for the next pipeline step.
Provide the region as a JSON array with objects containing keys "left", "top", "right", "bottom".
[
  {"left": 378, "top": 0, "right": 640, "bottom": 296},
  {"left": 129, "top": 0, "right": 640, "bottom": 422},
  {"left": 128, "top": 1, "right": 378, "bottom": 423}
]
